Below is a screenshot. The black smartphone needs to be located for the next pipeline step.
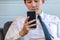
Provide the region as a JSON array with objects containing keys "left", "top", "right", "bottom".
[{"left": 27, "top": 11, "right": 36, "bottom": 28}]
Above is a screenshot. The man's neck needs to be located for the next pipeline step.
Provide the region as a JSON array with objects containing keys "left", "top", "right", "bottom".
[{"left": 36, "top": 9, "right": 42, "bottom": 15}]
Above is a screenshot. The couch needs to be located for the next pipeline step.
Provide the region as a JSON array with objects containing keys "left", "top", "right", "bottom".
[{"left": 0, "top": 21, "right": 13, "bottom": 40}]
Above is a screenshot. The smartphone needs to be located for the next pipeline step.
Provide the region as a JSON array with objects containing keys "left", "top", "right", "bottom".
[{"left": 27, "top": 11, "right": 36, "bottom": 28}]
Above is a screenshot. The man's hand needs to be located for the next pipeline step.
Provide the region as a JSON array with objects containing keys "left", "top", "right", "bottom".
[{"left": 19, "top": 16, "right": 36, "bottom": 37}]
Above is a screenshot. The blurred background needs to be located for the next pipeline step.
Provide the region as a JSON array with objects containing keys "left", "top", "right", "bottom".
[{"left": 0, "top": 0, "right": 60, "bottom": 28}]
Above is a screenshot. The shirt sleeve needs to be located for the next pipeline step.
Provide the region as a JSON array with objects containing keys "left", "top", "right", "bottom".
[
  {"left": 57, "top": 18, "right": 60, "bottom": 38},
  {"left": 4, "top": 17, "right": 24, "bottom": 40}
]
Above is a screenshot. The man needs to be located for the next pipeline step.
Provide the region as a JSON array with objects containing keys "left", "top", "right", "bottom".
[{"left": 5, "top": 0, "right": 60, "bottom": 40}]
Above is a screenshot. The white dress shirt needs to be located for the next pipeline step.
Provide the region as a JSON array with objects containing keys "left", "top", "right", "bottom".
[{"left": 5, "top": 12, "right": 60, "bottom": 40}]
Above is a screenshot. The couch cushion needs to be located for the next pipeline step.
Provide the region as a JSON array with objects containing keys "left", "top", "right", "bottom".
[{"left": 3, "top": 21, "right": 13, "bottom": 38}]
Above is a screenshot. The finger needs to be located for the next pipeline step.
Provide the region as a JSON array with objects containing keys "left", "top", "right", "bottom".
[
  {"left": 28, "top": 24, "right": 36, "bottom": 28},
  {"left": 28, "top": 19, "right": 36, "bottom": 24},
  {"left": 26, "top": 24, "right": 36, "bottom": 30},
  {"left": 27, "top": 27, "right": 35, "bottom": 30},
  {"left": 24, "top": 16, "right": 30, "bottom": 26},
  {"left": 26, "top": 27, "right": 30, "bottom": 30},
  {"left": 25, "top": 16, "right": 30, "bottom": 23}
]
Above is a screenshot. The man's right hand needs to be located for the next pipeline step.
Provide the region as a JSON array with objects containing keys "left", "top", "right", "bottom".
[{"left": 19, "top": 16, "right": 36, "bottom": 37}]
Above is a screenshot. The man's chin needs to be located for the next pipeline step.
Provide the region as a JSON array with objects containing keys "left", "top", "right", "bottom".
[{"left": 29, "top": 10, "right": 36, "bottom": 12}]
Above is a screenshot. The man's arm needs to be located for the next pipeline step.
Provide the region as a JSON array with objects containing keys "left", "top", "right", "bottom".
[
  {"left": 4, "top": 19, "right": 23, "bottom": 40},
  {"left": 57, "top": 18, "right": 60, "bottom": 38}
]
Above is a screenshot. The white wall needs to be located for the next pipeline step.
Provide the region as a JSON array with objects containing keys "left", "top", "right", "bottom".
[
  {"left": 0, "top": 1, "right": 27, "bottom": 28},
  {"left": 0, "top": 0, "right": 60, "bottom": 28},
  {"left": 43, "top": 0, "right": 60, "bottom": 17}
]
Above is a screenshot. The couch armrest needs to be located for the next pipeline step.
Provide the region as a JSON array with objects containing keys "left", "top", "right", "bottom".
[{"left": 0, "top": 28, "right": 4, "bottom": 40}]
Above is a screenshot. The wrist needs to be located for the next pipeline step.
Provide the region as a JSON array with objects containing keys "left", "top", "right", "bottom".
[
  {"left": 19, "top": 31, "right": 24, "bottom": 37},
  {"left": 19, "top": 29, "right": 28, "bottom": 37}
]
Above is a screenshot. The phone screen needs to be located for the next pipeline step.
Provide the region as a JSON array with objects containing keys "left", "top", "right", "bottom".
[{"left": 27, "top": 11, "right": 36, "bottom": 28}]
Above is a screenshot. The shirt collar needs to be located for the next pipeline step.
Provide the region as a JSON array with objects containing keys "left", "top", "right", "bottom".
[
  {"left": 36, "top": 11, "right": 44, "bottom": 19},
  {"left": 40, "top": 11, "right": 44, "bottom": 19}
]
